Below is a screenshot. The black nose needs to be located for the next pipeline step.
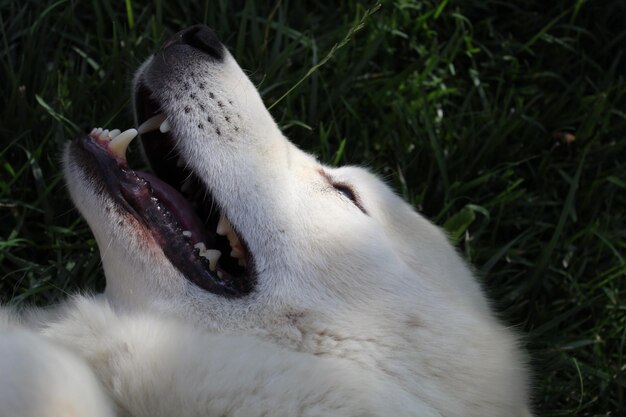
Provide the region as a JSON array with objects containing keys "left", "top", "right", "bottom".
[{"left": 163, "top": 25, "right": 224, "bottom": 61}]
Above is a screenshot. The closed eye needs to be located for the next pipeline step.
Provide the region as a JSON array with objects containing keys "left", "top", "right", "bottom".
[
  {"left": 333, "top": 183, "right": 358, "bottom": 204},
  {"left": 320, "top": 169, "right": 367, "bottom": 214},
  {"left": 319, "top": 169, "right": 367, "bottom": 214},
  {"left": 333, "top": 182, "right": 366, "bottom": 214}
]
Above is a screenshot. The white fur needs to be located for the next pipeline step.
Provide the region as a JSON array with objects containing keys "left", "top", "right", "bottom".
[
  {"left": 0, "top": 310, "right": 114, "bottom": 417},
  {"left": 1, "top": 39, "right": 533, "bottom": 416}
]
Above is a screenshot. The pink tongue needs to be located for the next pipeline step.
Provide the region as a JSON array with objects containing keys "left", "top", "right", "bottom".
[{"left": 135, "top": 171, "right": 208, "bottom": 243}]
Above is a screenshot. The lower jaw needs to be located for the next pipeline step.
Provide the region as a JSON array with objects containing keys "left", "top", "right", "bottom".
[{"left": 70, "top": 134, "right": 254, "bottom": 298}]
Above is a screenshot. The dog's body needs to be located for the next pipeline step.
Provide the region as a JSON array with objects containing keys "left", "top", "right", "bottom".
[{"left": 1, "top": 27, "right": 532, "bottom": 417}]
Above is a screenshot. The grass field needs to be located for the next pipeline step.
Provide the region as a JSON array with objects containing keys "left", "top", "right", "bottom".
[{"left": 1, "top": 0, "right": 625, "bottom": 415}]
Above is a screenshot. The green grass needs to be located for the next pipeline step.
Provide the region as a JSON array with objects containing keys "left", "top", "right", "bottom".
[{"left": 1, "top": 0, "right": 625, "bottom": 415}]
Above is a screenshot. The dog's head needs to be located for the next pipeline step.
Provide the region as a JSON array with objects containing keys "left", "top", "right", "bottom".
[
  {"left": 63, "top": 26, "right": 531, "bottom": 414},
  {"left": 64, "top": 25, "right": 488, "bottom": 335}
]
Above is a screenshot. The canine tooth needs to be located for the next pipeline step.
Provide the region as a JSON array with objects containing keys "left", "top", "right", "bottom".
[
  {"left": 159, "top": 119, "right": 171, "bottom": 133},
  {"left": 194, "top": 242, "right": 207, "bottom": 252},
  {"left": 199, "top": 249, "right": 221, "bottom": 271},
  {"left": 182, "top": 230, "right": 192, "bottom": 238},
  {"left": 109, "top": 129, "right": 121, "bottom": 139},
  {"left": 137, "top": 113, "right": 167, "bottom": 135},
  {"left": 216, "top": 214, "right": 232, "bottom": 236},
  {"left": 108, "top": 128, "right": 138, "bottom": 159}
]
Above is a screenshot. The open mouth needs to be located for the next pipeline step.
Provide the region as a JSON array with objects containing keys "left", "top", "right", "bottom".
[{"left": 71, "top": 85, "right": 254, "bottom": 298}]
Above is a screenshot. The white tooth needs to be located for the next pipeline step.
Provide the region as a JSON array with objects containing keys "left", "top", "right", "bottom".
[
  {"left": 182, "top": 230, "right": 192, "bottom": 238},
  {"left": 108, "top": 128, "right": 138, "bottom": 159},
  {"left": 194, "top": 242, "right": 207, "bottom": 252},
  {"left": 216, "top": 214, "right": 232, "bottom": 236},
  {"left": 109, "top": 129, "right": 121, "bottom": 139},
  {"left": 227, "top": 230, "right": 239, "bottom": 241},
  {"left": 199, "top": 249, "right": 221, "bottom": 271},
  {"left": 226, "top": 233, "right": 241, "bottom": 250},
  {"left": 103, "top": 129, "right": 110, "bottom": 138},
  {"left": 96, "top": 128, "right": 103, "bottom": 135},
  {"left": 217, "top": 271, "right": 224, "bottom": 279},
  {"left": 159, "top": 119, "right": 171, "bottom": 133},
  {"left": 137, "top": 113, "right": 167, "bottom": 135},
  {"left": 230, "top": 248, "right": 248, "bottom": 267}
]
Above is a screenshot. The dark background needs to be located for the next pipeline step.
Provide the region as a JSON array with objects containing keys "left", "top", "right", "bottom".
[{"left": 1, "top": 1, "right": 625, "bottom": 415}]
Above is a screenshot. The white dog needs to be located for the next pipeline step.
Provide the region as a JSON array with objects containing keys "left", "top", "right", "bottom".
[{"left": 0, "top": 26, "right": 533, "bottom": 417}]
